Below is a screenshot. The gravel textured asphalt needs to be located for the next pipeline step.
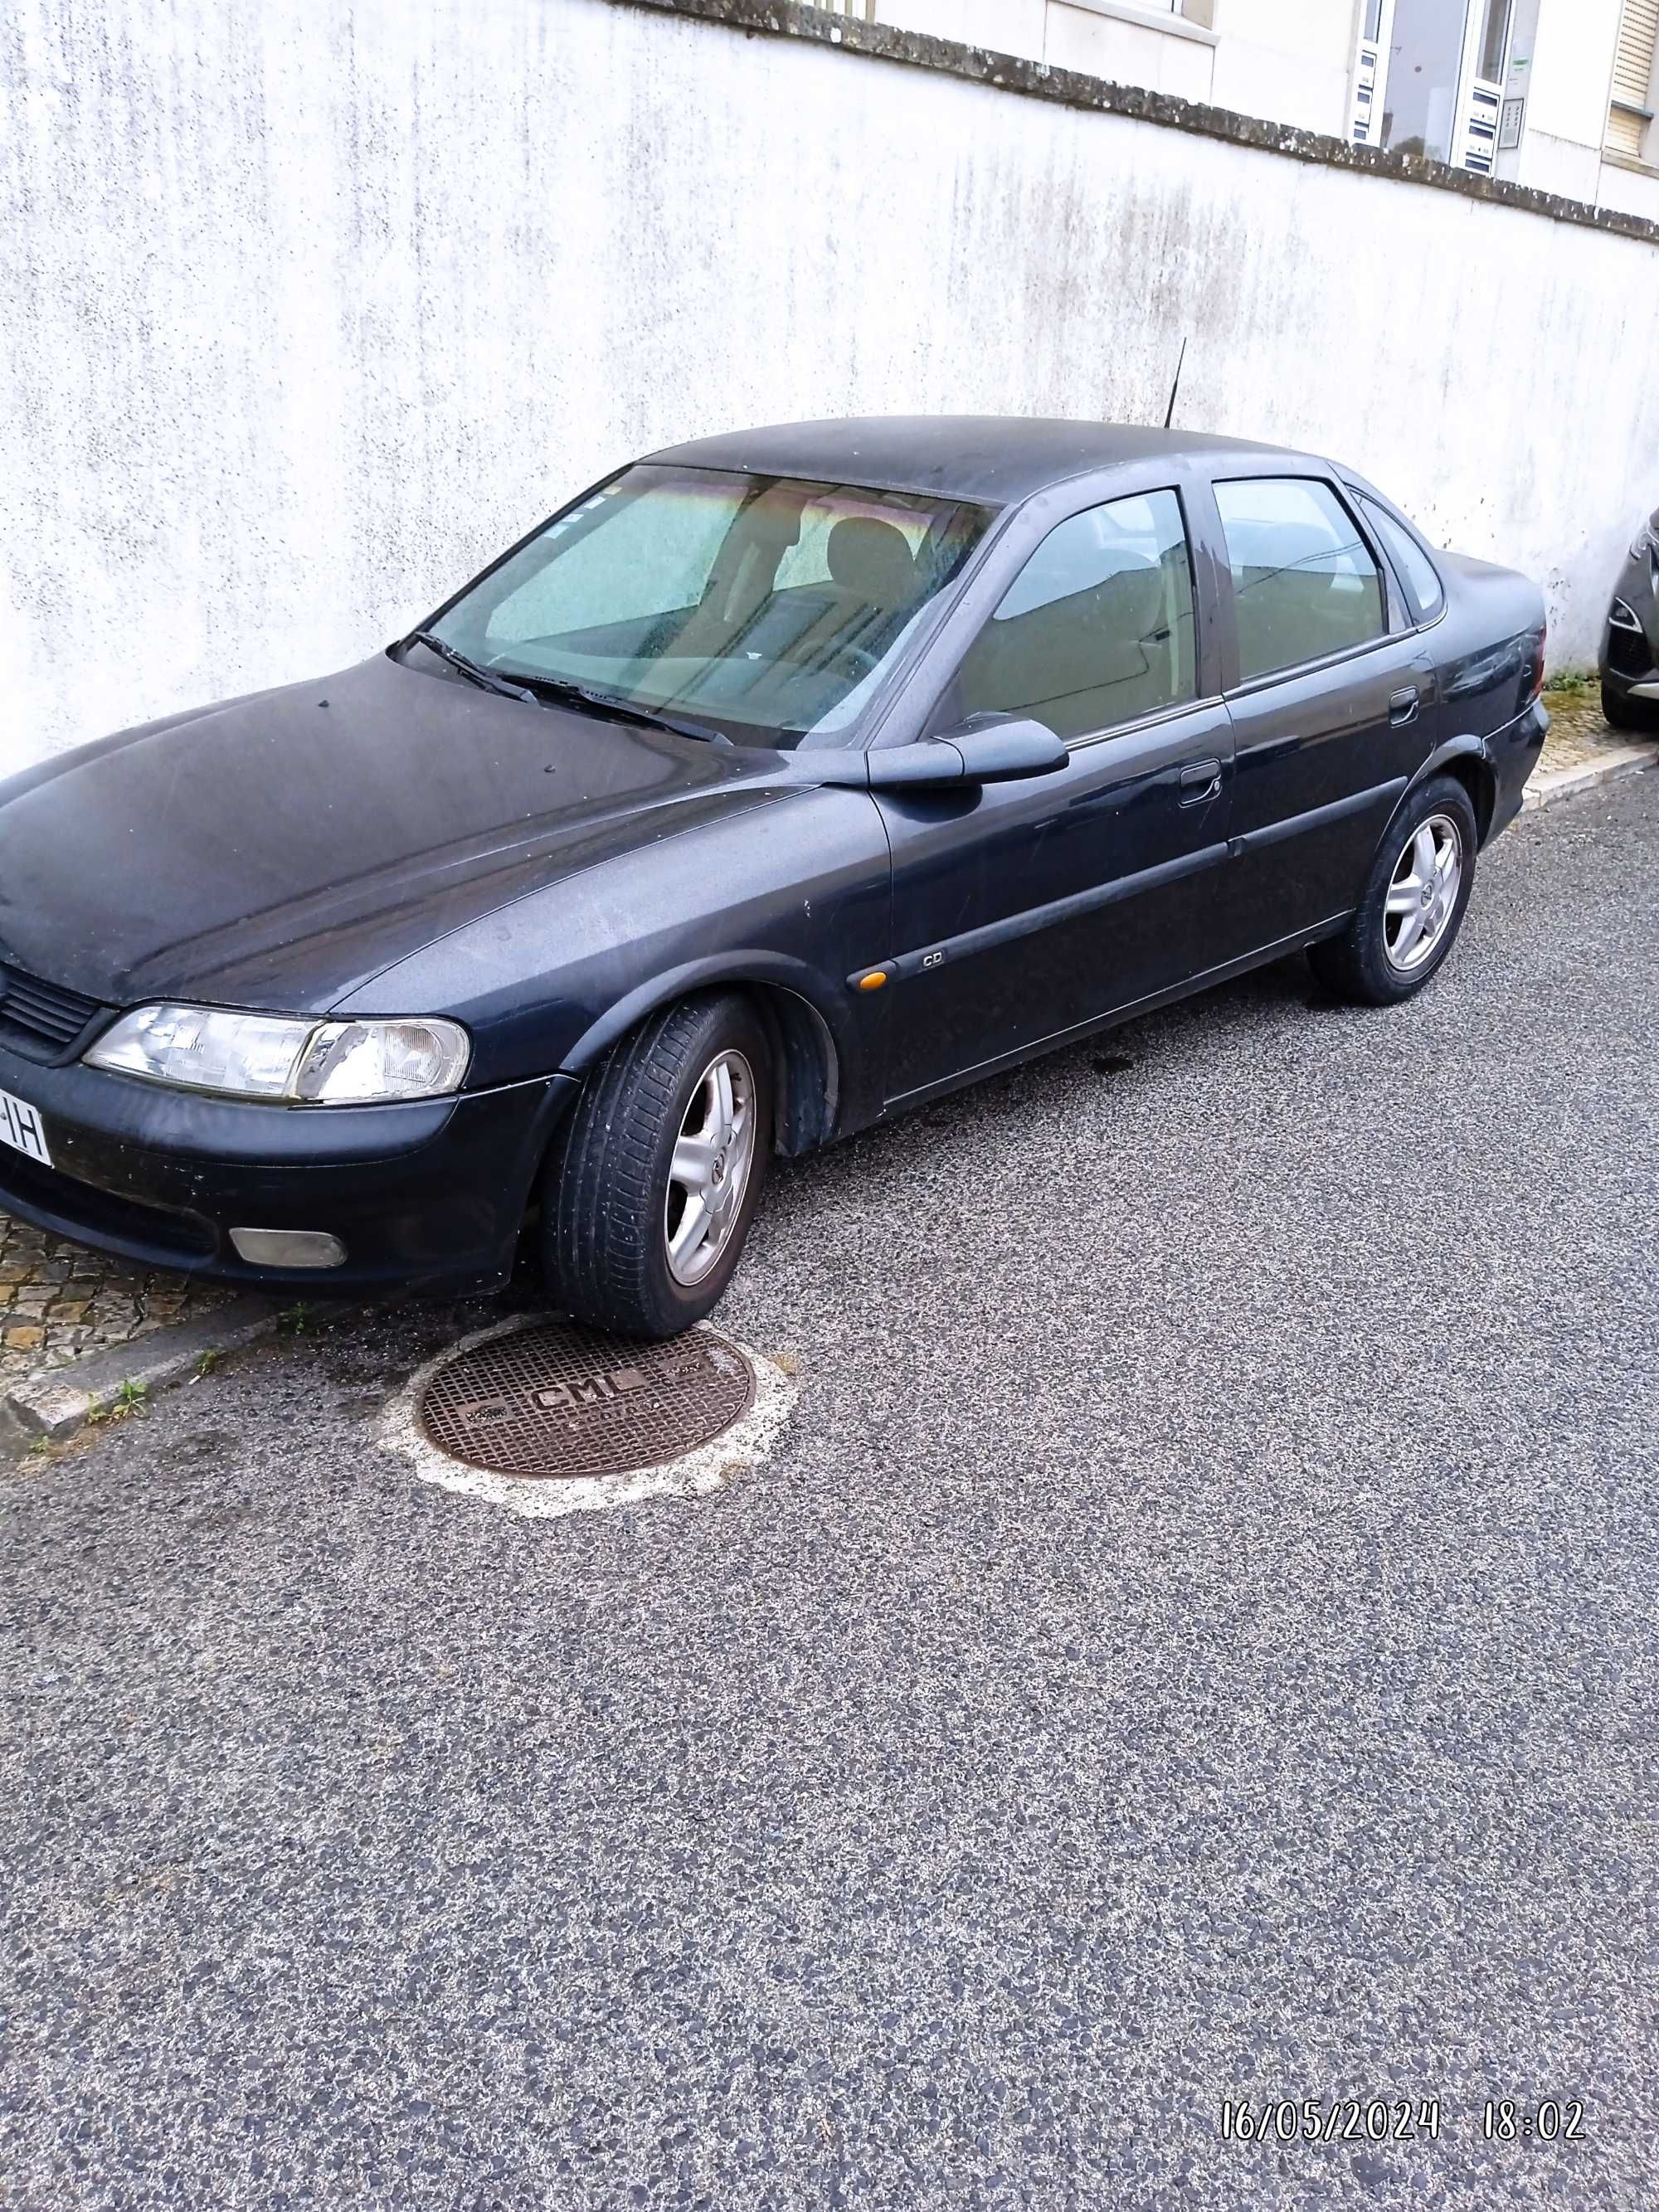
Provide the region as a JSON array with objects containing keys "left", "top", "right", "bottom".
[{"left": 3, "top": 775, "right": 1657, "bottom": 2210}]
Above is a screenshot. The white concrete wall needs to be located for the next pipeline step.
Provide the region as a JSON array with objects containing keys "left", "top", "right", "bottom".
[
  {"left": 878, "top": 0, "right": 1047, "bottom": 61},
  {"left": 878, "top": 0, "right": 1214, "bottom": 93},
  {"left": 880, "top": 0, "right": 1355, "bottom": 127},
  {"left": 1512, "top": 0, "right": 1659, "bottom": 221},
  {"left": 1208, "top": 0, "right": 1359, "bottom": 134},
  {"left": 1599, "top": 156, "right": 1659, "bottom": 218},
  {"left": 2, "top": 0, "right": 1657, "bottom": 767},
  {"left": 1518, "top": 128, "right": 1607, "bottom": 204},
  {"left": 1522, "top": 0, "right": 1623, "bottom": 153},
  {"left": 1043, "top": 3, "right": 1214, "bottom": 101}
]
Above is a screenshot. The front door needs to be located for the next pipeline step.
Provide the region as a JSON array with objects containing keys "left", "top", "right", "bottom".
[{"left": 874, "top": 487, "right": 1233, "bottom": 1106}]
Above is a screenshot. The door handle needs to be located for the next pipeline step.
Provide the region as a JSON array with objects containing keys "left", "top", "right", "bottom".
[
  {"left": 1179, "top": 758, "right": 1223, "bottom": 805},
  {"left": 1389, "top": 685, "right": 1420, "bottom": 726}
]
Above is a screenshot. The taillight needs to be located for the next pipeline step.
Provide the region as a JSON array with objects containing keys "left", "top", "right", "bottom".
[{"left": 1530, "top": 619, "right": 1547, "bottom": 702}]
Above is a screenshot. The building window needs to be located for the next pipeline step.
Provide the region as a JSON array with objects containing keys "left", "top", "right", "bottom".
[
  {"left": 1608, "top": 0, "right": 1659, "bottom": 161},
  {"left": 1474, "top": 0, "right": 1514, "bottom": 84},
  {"left": 1358, "top": 0, "right": 1513, "bottom": 173},
  {"left": 1380, "top": 0, "right": 1469, "bottom": 164}
]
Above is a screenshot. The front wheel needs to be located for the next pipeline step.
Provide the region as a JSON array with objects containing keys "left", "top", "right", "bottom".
[
  {"left": 542, "top": 993, "right": 773, "bottom": 1339},
  {"left": 1308, "top": 776, "right": 1478, "bottom": 1006}
]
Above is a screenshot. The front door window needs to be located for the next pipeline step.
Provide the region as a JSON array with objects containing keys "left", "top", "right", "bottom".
[{"left": 950, "top": 489, "right": 1196, "bottom": 741}]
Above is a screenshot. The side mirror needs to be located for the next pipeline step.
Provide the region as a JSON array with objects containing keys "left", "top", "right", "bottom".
[
  {"left": 863, "top": 717, "right": 1069, "bottom": 791},
  {"left": 950, "top": 717, "right": 1071, "bottom": 782}
]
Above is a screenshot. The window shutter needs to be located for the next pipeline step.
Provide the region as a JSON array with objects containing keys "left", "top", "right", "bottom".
[{"left": 1608, "top": 0, "right": 1659, "bottom": 158}]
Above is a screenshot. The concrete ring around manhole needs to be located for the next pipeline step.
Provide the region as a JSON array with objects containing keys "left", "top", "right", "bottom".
[{"left": 377, "top": 1312, "right": 798, "bottom": 1519}]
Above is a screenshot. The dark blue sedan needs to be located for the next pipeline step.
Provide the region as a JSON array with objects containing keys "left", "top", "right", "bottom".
[{"left": 0, "top": 419, "right": 1547, "bottom": 1336}]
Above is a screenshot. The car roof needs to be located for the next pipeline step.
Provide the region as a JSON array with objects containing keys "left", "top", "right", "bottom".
[{"left": 643, "top": 416, "right": 1330, "bottom": 505}]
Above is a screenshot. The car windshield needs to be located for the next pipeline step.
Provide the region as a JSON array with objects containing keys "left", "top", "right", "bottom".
[{"left": 422, "top": 464, "right": 995, "bottom": 749}]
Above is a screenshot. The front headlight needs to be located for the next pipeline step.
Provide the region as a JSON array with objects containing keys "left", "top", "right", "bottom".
[{"left": 83, "top": 1004, "right": 470, "bottom": 1103}]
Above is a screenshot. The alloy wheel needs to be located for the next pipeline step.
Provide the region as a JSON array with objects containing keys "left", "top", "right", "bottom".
[
  {"left": 664, "top": 1048, "right": 757, "bottom": 1286},
  {"left": 1384, "top": 813, "right": 1463, "bottom": 973}
]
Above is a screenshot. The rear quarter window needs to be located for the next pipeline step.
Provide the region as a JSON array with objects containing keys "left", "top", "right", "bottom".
[{"left": 1358, "top": 496, "right": 1446, "bottom": 622}]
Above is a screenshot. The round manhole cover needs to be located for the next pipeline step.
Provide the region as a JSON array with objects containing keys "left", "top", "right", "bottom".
[{"left": 416, "top": 1319, "right": 756, "bottom": 1480}]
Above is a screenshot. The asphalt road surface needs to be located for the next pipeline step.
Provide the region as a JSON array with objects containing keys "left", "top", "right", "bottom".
[{"left": 4, "top": 775, "right": 1657, "bottom": 2210}]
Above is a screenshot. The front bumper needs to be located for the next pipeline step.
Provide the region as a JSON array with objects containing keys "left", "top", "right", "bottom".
[{"left": 0, "top": 1043, "right": 579, "bottom": 1295}]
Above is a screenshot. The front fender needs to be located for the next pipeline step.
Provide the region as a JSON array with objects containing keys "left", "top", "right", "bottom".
[
  {"left": 561, "top": 951, "right": 845, "bottom": 1073},
  {"left": 562, "top": 955, "right": 849, "bottom": 1150},
  {"left": 340, "top": 785, "right": 894, "bottom": 1130}
]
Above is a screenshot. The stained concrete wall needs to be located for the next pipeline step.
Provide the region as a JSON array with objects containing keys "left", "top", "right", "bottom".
[
  {"left": 1208, "top": 0, "right": 1359, "bottom": 137},
  {"left": 879, "top": 0, "right": 1361, "bottom": 131},
  {"left": 2, "top": 0, "right": 1657, "bottom": 766}
]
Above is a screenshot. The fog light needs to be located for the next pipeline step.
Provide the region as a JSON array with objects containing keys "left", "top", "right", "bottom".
[{"left": 229, "top": 1227, "right": 347, "bottom": 1268}]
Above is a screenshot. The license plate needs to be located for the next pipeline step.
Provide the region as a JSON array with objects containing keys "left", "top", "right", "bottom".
[{"left": 0, "top": 1086, "right": 51, "bottom": 1168}]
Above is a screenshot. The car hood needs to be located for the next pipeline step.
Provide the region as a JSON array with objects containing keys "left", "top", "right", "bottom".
[{"left": 0, "top": 653, "right": 790, "bottom": 1011}]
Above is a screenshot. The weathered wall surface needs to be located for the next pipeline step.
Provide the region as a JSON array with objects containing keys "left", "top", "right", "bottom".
[{"left": 2, "top": 0, "right": 1656, "bottom": 766}]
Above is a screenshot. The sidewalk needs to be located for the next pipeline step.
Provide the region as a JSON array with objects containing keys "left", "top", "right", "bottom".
[
  {"left": 0, "top": 1212, "right": 233, "bottom": 1389},
  {"left": 1528, "top": 690, "right": 1659, "bottom": 808}
]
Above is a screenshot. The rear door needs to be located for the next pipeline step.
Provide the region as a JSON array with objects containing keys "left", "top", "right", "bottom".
[
  {"left": 1205, "top": 473, "right": 1438, "bottom": 955},
  {"left": 875, "top": 482, "right": 1234, "bottom": 1106}
]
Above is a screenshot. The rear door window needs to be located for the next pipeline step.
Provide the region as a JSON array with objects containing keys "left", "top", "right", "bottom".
[
  {"left": 952, "top": 489, "right": 1197, "bottom": 741},
  {"left": 1214, "top": 477, "right": 1386, "bottom": 683}
]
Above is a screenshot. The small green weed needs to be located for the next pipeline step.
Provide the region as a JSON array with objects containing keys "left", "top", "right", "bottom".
[{"left": 1542, "top": 665, "right": 1597, "bottom": 709}]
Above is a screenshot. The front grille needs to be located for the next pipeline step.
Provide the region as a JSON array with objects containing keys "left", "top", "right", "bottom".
[
  {"left": 1608, "top": 621, "right": 1652, "bottom": 681},
  {"left": 0, "top": 963, "right": 106, "bottom": 1062}
]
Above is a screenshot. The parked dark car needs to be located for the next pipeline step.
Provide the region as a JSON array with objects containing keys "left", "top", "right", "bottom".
[
  {"left": 1601, "top": 504, "right": 1659, "bottom": 731},
  {"left": 0, "top": 420, "right": 1547, "bottom": 1337}
]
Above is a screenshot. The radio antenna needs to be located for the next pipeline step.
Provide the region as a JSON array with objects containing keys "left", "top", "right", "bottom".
[{"left": 1164, "top": 337, "right": 1188, "bottom": 430}]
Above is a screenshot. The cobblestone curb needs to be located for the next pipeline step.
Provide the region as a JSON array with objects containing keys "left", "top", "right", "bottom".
[
  {"left": 1, "top": 1293, "right": 287, "bottom": 1447},
  {"left": 1524, "top": 742, "right": 1657, "bottom": 809},
  {"left": 0, "top": 1213, "right": 237, "bottom": 1384}
]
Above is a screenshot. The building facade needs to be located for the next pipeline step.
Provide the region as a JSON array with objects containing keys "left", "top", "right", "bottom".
[{"left": 834, "top": 0, "right": 1659, "bottom": 218}]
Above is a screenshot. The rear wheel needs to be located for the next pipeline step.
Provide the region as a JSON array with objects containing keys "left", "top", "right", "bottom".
[
  {"left": 542, "top": 993, "right": 773, "bottom": 1339},
  {"left": 1308, "top": 775, "right": 1478, "bottom": 1007},
  {"left": 1602, "top": 679, "right": 1659, "bottom": 733}
]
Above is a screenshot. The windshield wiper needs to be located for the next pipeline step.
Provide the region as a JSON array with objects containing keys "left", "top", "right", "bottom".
[
  {"left": 409, "top": 631, "right": 731, "bottom": 744},
  {"left": 521, "top": 676, "right": 732, "bottom": 747},
  {"left": 406, "top": 630, "right": 538, "bottom": 704}
]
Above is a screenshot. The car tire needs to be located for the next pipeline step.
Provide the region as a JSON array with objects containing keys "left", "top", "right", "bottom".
[
  {"left": 542, "top": 992, "right": 774, "bottom": 1340},
  {"left": 1307, "top": 775, "right": 1479, "bottom": 1008},
  {"left": 1602, "top": 679, "right": 1659, "bottom": 733}
]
